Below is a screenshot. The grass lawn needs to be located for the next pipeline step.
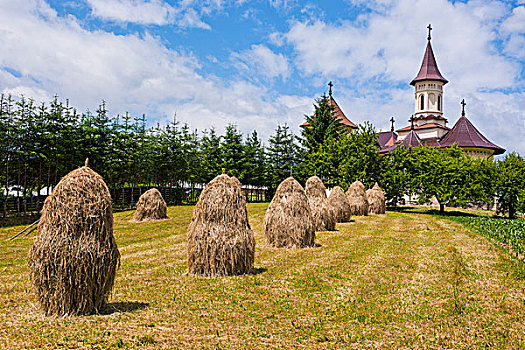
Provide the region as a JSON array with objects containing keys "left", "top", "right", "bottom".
[{"left": 1, "top": 204, "right": 525, "bottom": 349}]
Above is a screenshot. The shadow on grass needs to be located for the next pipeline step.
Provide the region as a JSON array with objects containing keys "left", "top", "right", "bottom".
[
  {"left": 101, "top": 301, "right": 149, "bottom": 315},
  {"left": 249, "top": 267, "right": 268, "bottom": 275},
  {"left": 387, "top": 206, "right": 493, "bottom": 218}
]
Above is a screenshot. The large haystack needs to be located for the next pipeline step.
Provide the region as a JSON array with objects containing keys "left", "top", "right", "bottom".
[
  {"left": 328, "top": 186, "right": 352, "bottom": 222},
  {"left": 305, "top": 176, "right": 336, "bottom": 231},
  {"left": 263, "top": 177, "right": 315, "bottom": 248},
  {"left": 367, "top": 182, "right": 386, "bottom": 214},
  {"left": 346, "top": 180, "right": 369, "bottom": 216},
  {"left": 29, "top": 163, "right": 120, "bottom": 316},
  {"left": 131, "top": 188, "right": 168, "bottom": 222},
  {"left": 187, "top": 173, "right": 255, "bottom": 276}
]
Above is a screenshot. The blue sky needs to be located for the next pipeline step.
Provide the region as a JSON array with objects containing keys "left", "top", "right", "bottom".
[{"left": 1, "top": 0, "right": 524, "bottom": 154}]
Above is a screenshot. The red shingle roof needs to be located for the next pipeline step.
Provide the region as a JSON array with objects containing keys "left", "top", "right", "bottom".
[
  {"left": 414, "top": 114, "right": 447, "bottom": 121},
  {"left": 410, "top": 40, "right": 448, "bottom": 86},
  {"left": 301, "top": 95, "right": 357, "bottom": 129},
  {"left": 402, "top": 130, "right": 421, "bottom": 148},
  {"left": 396, "top": 123, "right": 450, "bottom": 132},
  {"left": 378, "top": 131, "right": 397, "bottom": 148},
  {"left": 440, "top": 115, "right": 505, "bottom": 155}
]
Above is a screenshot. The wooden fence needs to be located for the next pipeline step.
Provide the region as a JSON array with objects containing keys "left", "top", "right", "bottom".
[{"left": 1, "top": 185, "right": 269, "bottom": 217}]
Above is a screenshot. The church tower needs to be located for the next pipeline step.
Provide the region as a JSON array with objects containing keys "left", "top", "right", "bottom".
[
  {"left": 411, "top": 25, "right": 448, "bottom": 122},
  {"left": 396, "top": 25, "right": 450, "bottom": 141}
]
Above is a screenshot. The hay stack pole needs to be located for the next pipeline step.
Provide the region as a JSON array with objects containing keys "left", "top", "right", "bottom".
[
  {"left": 346, "top": 180, "right": 369, "bottom": 216},
  {"left": 187, "top": 172, "right": 255, "bottom": 276},
  {"left": 131, "top": 188, "right": 168, "bottom": 222},
  {"left": 328, "top": 186, "right": 352, "bottom": 222},
  {"left": 367, "top": 182, "right": 386, "bottom": 214},
  {"left": 305, "top": 175, "right": 336, "bottom": 231},
  {"left": 263, "top": 176, "right": 315, "bottom": 248},
  {"left": 29, "top": 159, "right": 120, "bottom": 316}
]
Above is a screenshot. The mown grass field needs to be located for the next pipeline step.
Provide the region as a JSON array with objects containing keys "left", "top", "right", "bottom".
[{"left": 1, "top": 204, "right": 525, "bottom": 349}]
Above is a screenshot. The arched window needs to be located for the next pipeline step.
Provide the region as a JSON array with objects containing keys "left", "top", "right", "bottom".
[
  {"left": 437, "top": 95, "right": 441, "bottom": 111},
  {"left": 420, "top": 95, "right": 425, "bottom": 110}
]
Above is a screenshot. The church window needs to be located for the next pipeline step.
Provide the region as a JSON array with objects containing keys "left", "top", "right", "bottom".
[
  {"left": 420, "top": 95, "right": 425, "bottom": 110},
  {"left": 438, "top": 95, "right": 441, "bottom": 111}
]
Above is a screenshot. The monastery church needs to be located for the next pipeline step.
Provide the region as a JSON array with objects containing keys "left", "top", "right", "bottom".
[{"left": 307, "top": 25, "right": 505, "bottom": 159}]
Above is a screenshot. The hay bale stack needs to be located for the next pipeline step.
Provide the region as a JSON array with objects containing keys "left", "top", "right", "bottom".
[
  {"left": 346, "top": 180, "right": 369, "bottom": 216},
  {"left": 29, "top": 164, "right": 120, "bottom": 316},
  {"left": 131, "top": 188, "right": 168, "bottom": 222},
  {"left": 328, "top": 186, "right": 352, "bottom": 222},
  {"left": 187, "top": 173, "right": 255, "bottom": 276},
  {"left": 367, "top": 182, "right": 386, "bottom": 214},
  {"left": 305, "top": 176, "right": 336, "bottom": 231},
  {"left": 263, "top": 177, "right": 315, "bottom": 248}
]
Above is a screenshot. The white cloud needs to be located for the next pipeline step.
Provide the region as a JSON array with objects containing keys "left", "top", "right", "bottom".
[
  {"left": 86, "top": 0, "right": 173, "bottom": 25},
  {"left": 281, "top": 0, "right": 524, "bottom": 154},
  {"left": 231, "top": 44, "right": 291, "bottom": 81},
  {"left": 85, "top": 0, "right": 212, "bottom": 29},
  {"left": 0, "top": 0, "right": 311, "bottom": 141}
]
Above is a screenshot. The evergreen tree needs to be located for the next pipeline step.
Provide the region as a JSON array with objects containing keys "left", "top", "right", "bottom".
[
  {"left": 242, "top": 131, "right": 266, "bottom": 186},
  {"left": 200, "top": 128, "right": 223, "bottom": 183},
  {"left": 301, "top": 95, "right": 343, "bottom": 153},
  {"left": 220, "top": 124, "right": 244, "bottom": 180},
  {"left": 266, "top": 124, "right": 300, "bottom": 191}
]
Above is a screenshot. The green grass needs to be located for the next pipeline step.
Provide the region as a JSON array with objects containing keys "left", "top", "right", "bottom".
[
  {"left": 440, "top": 215, "right": 525, "bottom": 257},
  {"left": 1, "top": 204, "right": 525, "bottom": 349}
]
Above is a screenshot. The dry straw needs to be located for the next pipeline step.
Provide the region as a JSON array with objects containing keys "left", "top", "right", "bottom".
[
  {"left": 29, "top": 162, "right": 120, "bottom": 316},
  {"left": 263, "top": 177, "right": 315, "bottom": 248},
  {"left": 131, "top": 188, "right": 168, "bottom": 222},
  {"left": 346, "top": 180, "right": 369, "bottom": 216},
  {"left": 187, "top": 173, "right": 255, "bottom": 276},
  {"left": 328, "top": 186, "right": 352, "bottom": 222},
  {"left": 367, "top": 182, "right": 386, "bottom": 214},
  {"left": 305, "top": 175, "right": 336, "bottom": 231}
]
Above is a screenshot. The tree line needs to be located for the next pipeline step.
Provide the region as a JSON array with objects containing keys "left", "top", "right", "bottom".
[{"left": 1, "top": 94, "right": 523, "bottom": 218}]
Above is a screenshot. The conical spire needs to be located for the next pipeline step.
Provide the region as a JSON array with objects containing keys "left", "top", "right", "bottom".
[{"left": 410, "top": 29, "right": 448, "bottom": 86}]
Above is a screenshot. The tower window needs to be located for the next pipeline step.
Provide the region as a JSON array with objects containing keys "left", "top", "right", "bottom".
[
  {"left": 420, "top": 95, "right": 425, "bottom": 110},
  {"left": 438, "top": 95, "right": 441, "bottom": 111}
]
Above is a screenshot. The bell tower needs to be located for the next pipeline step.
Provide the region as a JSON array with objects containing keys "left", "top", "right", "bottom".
[{"left": 411, "top": 24, "right": 448, "bottom": 120}]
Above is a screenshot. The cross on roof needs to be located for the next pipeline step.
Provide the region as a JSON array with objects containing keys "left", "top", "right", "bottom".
[
  {"left": 390, "top": 116, "right": 395, "bottom": 132},
  {"left": 427, "top": 24, "right": 432, "bottom": 41},
  {"left": 328, "top": 81, "right": 333, "bottom": 96},
  {"left": 410, "top": 115, "right": 415, "bottom": 130},
  {"left": 461, "top": 99, "right": 466, "bottom": 116}
]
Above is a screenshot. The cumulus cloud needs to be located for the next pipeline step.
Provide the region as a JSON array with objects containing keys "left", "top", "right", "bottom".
[
  {"left": 0, "top": 0, "right": 311, "bottom": 140},
  {"left": 231, "top": 44, "right": 291, "bottom": 81},
  {"left": 85, "top": 0, "right": 217, "bottom": 29},
  {"left": 281, "top": 0, "right": 524, "bottom": 154}
]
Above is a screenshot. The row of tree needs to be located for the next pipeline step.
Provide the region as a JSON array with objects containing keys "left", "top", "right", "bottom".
[{"left": 1, "top": 94, "right": 523, "bottom": 217}]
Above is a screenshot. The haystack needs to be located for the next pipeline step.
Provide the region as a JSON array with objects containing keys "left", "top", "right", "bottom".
[
  {"left": 328, "top": 186, "right": 352, "bottom": 222},
  {"left": 367, "top": 182, "right": 386, "bottom": 214},
  {"left": 187, "top": 173, "right": 255, "bottom": 276},
  {"left": 29, "top": 162, "right": 120, "bottom": 316},
  {"left": 305, "top": 176, "right": 336, "bottom": 231},
  {"left": 131, "top": 188, "right": 168, "bottom": 222},
  {"left": 346, "top": 180, "right": 369, "bottom": 216},
  {"left": 263, "top": 177, "right": 315, "bottom": 248}
]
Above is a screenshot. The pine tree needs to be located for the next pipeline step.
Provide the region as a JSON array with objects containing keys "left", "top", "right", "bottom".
[
  {"left": 301, "top": 95, "right": 343, "bottom": 153},
  {"left": 266, "top": 124, "right": 300, "bottom": 192}
]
